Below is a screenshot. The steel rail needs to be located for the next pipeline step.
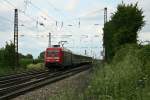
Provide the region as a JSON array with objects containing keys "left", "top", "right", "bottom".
[
  {"left": 0, "top": 65, "right": 90, "bottom": 100},
  {"left": 0, "top": 71, "right": 50, "bottom": 88},
  {"left": 0, "top": 69, "right": 48, "bottom": 81}
]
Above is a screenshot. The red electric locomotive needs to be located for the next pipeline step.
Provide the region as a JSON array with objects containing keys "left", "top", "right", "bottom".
[{"left": 44, "top": 45, "right": 92, "bottom": 69}]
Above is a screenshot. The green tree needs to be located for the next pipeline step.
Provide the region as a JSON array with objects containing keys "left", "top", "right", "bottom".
[
  {"left": 3, "top": 41, "right": 15, "bottom": 67},
  {"left": 104, "top": 3, "right": 145, "bottom": 62},
  {"left": 38, "top": 51, "right": 45, "bottom": 59},
  {"left": 0, "top": 48, "right": 5, "bottom": 66},
  {"left": 104, "top": 21, "right": 115, "bottom": 61},
  {"left": 26, "top": 54, "right": 33, "bottom": 59},
  {"left": 19, "top": 53, "right": 25, "bottom": 59}
]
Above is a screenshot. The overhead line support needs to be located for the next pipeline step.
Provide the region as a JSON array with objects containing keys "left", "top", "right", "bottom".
[{"left": 14, "top": 9, "right": 19, "bottom": 67}]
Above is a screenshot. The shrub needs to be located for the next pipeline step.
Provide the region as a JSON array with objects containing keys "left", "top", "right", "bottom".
[
  {"left": 86, "top": 44, "right": 150, "bottom": 100},
  {"left": 26, "top": 63, "right": 44, "bottom": 70},
  {"left": 19, "top": 58, "right": 33, "bottom": 68}
]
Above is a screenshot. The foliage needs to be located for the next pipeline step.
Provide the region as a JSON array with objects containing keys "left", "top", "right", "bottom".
[
  {"left": 26, "top": 63, "right": 44, "bottom": 70},
  {"left": 19, "top": 58, "right": 33, "bottom": 68},
  {"left": 34, "top": 51, "right": 45, "bottom": 64},
  {"left": 0, "top": 42, "right": 45, "bottom": 75},
  {"left": 19, "top": 53, "right": 33, "bottom": 59},
  {"left": 38, "top": 51, "right": 45, "bottom": 59},
  {"left": 4, "top": 42, "right": 16, "bottom": 67},
  {"left": 104, "top": 3, "right": 145, "bottom": 62},
  {"left": 0, "top": 48, "right": 5, "bottom": 67},
  {"left": 33, "top": 59, "right": 44, "bottom": 64},
  {"left": 85, "top": 44, "right": 150, "bottom": 100},
  {"left": 0, "top": 41, "right": 36, "bottom": 75},
  {"left": 0, "top": 41, "right": 34, "bottom": 68},
  {"left": 0, "top": 41, "right": 15, "bottom": 68}
]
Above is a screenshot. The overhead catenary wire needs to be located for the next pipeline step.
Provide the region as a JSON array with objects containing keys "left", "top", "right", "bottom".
[
  {"left": 2, "top": 0, "right": 105, "bottom": 30},
  {"left": 3, "top": 0, "right": 55, "bottom": 32},
  {"left": 3, "top": 0, "right": 36, "bottom": 22},
  {"left": 0, "top": 0, "right": 103, "bottom": 51},
  {"left": 29, "top": 1, "right": 58, "bottom": 22}
]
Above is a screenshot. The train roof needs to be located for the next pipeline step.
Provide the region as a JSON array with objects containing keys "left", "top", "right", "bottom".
[
  {"left": 46, "top": 47, "right": 92, "bottom": 58},
  {"left": 46, "top": 47, "right": 72, "bottom": 52}
]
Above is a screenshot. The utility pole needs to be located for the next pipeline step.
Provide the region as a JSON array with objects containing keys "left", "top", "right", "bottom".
[
  {"left": 104, "top": 7, "right": 107, "bottom": 24},
  {"left": 85, "top": 50, "right": 87, "bottom": 55},
  {"left": 48, "top": 33, "right": 51, "bottom": 47},
  {"left": 14, "top": 9, "right": 19, "bottom": 67},
  {"left": 103, "top": 7, "right": 107, "bottom": 60}
]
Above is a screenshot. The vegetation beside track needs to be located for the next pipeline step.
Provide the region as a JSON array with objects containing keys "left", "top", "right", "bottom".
[
  {"left": 85, "top": 44, "right": 150, "bottom": 100},
  {"left": 0, "top": 63, "right": 45, "bottom": 76},
  {"left": 0, "top": 42, "right": 44, "bottom": 75},
  {"left": 49, "top": 44, "right": 150, "bottom": 100},
  {"left": 104, "top": 3, "right": 144, "bottom": 62},
  {"left": 82, "top": 2, "right": 149, "bottom": 100},
  {"left": 0, "top": 59, "right": 44, "bottom": 76}
]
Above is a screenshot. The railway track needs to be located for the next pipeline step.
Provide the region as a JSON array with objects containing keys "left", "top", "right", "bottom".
[{"left": 0, "top": 64, "right": 90, "bottom": 100}]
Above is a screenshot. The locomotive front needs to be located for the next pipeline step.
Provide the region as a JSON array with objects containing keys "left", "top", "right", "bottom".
[{"left": 44, "top": 47, "right": 62, "bottom": 68}]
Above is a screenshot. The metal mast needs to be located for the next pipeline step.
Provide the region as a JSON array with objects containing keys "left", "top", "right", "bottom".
[
  {"left": 14, "top": 9, "right": 19, "bottom": 67},
  {"left": 104, "top": 7, "right": 107, "bottom": 24},
  {"left": 48, "top": 33, "right": 51, "bottom": 47},
  {"left": 103, "top": 7, "right": 107, "bottom": 60}
]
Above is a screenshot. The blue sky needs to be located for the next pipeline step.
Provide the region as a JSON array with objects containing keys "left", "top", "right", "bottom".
[{"left": 0, "top": 0, "right": 150, "bottom": 59}]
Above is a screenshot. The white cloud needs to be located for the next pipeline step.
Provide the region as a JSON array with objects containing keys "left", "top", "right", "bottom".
[
  {"left": 65, "top": 0, "right": 80, "bottom": 11},
  {"left": 138, "top": 32, "right": 150, "bottom": 41}
]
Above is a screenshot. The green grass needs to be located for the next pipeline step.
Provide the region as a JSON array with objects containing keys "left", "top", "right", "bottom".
[
  {"left": 0, "top": 58, "right": 44, "bottom": 76},
  {"left": 85, "top": 44, "right": 150, "bottom": 100}
]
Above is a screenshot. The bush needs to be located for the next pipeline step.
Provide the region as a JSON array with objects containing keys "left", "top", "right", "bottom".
[
  {"left": 19, "top": 58, "right": 33, "bottom": 68},
  {"left": 26, "top": 63, "right": 44, "bottom": 70},
  {"left": 85, "top": 44, "right": 150, "bottom": 100},
  {"left": 104, "top": 3, "right": 145, "bottom": 62},
  {"left": 33, "top": 59, "right": 44, "bottom": 64}
]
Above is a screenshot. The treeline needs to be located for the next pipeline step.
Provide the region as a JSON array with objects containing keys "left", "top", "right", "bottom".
[
  {"left": 104, "top": 3, "right": 145, "bottom": 62},
  {"left": 0, "top": 41, "right": 44, "bottom": 69},
  {"left": 19, "top": 53, "right": 33, "bottom": 59}
]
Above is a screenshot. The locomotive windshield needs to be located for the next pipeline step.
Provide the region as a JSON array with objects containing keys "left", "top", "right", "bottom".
[{"left": 47, "top": 50, "right": 59, "bottom": 57}]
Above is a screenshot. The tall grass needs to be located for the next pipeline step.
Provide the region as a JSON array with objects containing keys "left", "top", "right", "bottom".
[{"left": 85, "top": 44, "right": 150, "bottom": 100}]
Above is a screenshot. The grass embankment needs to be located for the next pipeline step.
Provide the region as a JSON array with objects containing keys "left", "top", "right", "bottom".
[
  {"left": 49, "top": 44, "right": 150, "bottom": 100},
  {"left": 0, "top": 59, "right": 44, "bottom": 76},
  {"left": 86, "top": 44, "right": 150, "bottom": 100}
]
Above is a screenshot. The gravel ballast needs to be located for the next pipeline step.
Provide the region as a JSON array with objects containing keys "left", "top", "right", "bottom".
[{"left": 12, "top": 69, "right": 91, "bottom": 100}]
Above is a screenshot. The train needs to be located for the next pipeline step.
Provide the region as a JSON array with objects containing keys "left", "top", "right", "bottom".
[{"left": 44, "top": 45, "right": 92, "bottom": 69}]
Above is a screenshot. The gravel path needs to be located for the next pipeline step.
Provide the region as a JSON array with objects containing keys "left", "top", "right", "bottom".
[{"left": 12, "top": 69, "right": 91, "bottom": 100}]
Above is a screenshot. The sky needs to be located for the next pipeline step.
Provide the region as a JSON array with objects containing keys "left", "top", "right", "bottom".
[{"left": 0, "top": 0, "right": 150, "bottom": 59}]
